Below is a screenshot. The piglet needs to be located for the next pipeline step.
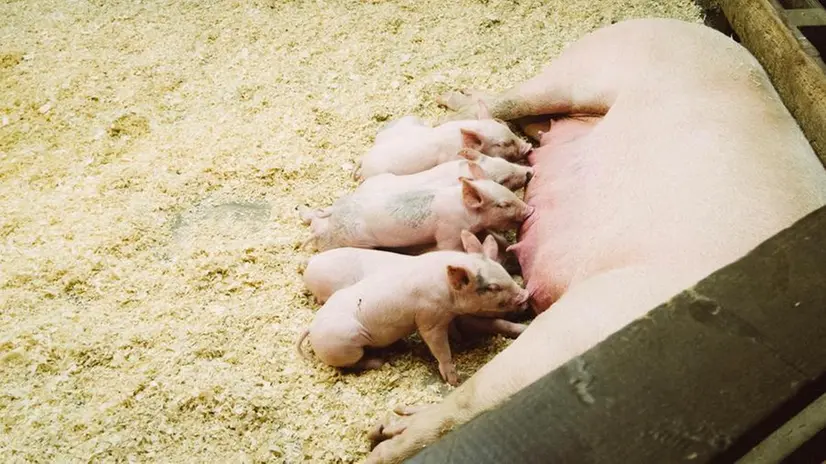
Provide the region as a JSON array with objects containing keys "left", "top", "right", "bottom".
[
  {"left": 303, "top": 248, "right": 413, "bottom": 304},
  {"left": 356, "top": 101, "right": 532, "bottom": 180},
  {"left": 300, "top": 177, "right": 534, "bottom": 252},
  {"left": 358, "top": 148, "right": 533, "bottom": 194},
  {"left": 302, "top": 232, "right": 528, "bottom": 340},
  {"left": 303, "top": 230, "right": 506, "bottom": 303},
  {"left": 296, "top": 249, "right": 530, "bottom": 385}
]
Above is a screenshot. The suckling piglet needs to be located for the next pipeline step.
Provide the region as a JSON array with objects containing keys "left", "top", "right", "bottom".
[
  {"left": 296, "top": 249, "right": 530, "bottom": 386},
  {"left": 356, "top": 101, "right": 532, "bottom": 179},
  {"left": 299, "top": 177, "right": 534, "bottom": 252},
  {"left": 357, "top": 148, "right": 533, "bottom": 194},
  {"left": 301, "top": 231, "right": 528, "bottom": 339},
  {"left": 303, "top": 230, "right": 507, "bottom": 304}
]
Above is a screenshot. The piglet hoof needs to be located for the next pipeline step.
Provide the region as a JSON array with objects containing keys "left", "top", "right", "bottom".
[
  {"left": 439, "top": 362, "right": 460, "bottom": 387},
  {"left": 296, "top": 258, "right": 308, "bottom": 275},
  {"left": 297, "top": 205, "right": 314, "bottom": 225},
  {"left": 298, "top": 235, "right": 316, "bottom": 251}
]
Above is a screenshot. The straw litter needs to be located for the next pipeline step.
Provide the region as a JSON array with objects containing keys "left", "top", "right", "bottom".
[{"left": 0, "top": 0, "right": 702, "bottom": 461}]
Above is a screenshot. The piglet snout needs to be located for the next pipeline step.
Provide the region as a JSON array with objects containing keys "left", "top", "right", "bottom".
[
  {"left": 523, "top": 205, "right": 536, "bottom": 221},
  {"left": 513, "top": 289, "right": 531, "bottom": 311}
]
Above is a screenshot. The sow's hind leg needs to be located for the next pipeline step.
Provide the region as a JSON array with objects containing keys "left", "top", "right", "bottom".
[
  {"left": 365, "top": 265, "right": 686, "bottom": 463},
  {"left": 433, "top": 20, "right": 698, "bottom": 124},
  {"left": 436, "top": 89, "right": 551, "bottom": 143}
]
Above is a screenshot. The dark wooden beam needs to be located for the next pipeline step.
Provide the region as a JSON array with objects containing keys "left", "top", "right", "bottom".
[{"left": 785, "top": 9, "right": 826, "bottom": 28}]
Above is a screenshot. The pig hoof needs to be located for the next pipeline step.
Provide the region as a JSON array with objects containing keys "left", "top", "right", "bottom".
[
  {"left": 297, "top": 205, "right": 314, "bottom": 225},
  {"left": 435, "top": 90, "right": 473, "bottom": 111},
  {"left": 368, "top": 406, "right": 422, "bottom": 444},
  {"left": 439, "top": 363, "right": 460, "bottom": 386},
  {"left": 298, "top": 236, "right": 316, "bottom": 251},
  {"left": 367, "top": 423, "right": 386, "bottom": 447}
]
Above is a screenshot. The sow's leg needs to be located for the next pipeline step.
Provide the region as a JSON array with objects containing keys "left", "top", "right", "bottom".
[
  {"left": 366, "top": 266, "right": 686, "bottom": 463},
  {"left": 433, "top": 19, "right": 698, "bottom": 125}
]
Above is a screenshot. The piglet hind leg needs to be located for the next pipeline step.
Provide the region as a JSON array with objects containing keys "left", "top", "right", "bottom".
[{"left": 365, "top": 266, "right": 686, "bottom": 464}]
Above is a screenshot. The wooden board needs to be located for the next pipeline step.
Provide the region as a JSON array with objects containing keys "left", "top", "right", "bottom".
[
  {"left": 785, "top": 9, "right": 826, "bottom": 28},
  {"left": 407, "top": 205, "right": 826, "bottom": 463}
]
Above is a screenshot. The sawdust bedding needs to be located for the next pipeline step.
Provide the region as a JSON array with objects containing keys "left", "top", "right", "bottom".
[{"left": 0, "top": 0, "right": 702, "bottom": 462}]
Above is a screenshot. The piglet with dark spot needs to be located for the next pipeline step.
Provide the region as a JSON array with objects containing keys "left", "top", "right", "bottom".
[
  {"left": 296, "top": 248, "right": 530, "bottom": 386},
  {"left": 300, "top": 177, "right": 534, "bottom": 252}
]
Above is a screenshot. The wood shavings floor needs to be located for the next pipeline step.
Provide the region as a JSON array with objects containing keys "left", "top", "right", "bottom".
[{"left": 0, "top": 0, "right": 701, "bottom": 461}]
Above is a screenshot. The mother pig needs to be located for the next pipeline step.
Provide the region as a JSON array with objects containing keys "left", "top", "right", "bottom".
[{"left": 366, "top": 17, "right": 826, "bottom": 463}]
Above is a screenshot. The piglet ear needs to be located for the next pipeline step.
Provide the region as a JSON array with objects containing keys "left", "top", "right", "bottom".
[
  {"left": 476, "top": 100, "right": 492, "bottom": 120},
  {"left": 460, "top": 177, "right": 484, "bottom": 209},
  {"left": 506, "top": 243, "right": 519, "bottom": 253},
  {"left": 457, "top": 147, "right": 482, "bottom": 161},
  {"left": 460, "top": 128, "right": 484, "bottom": 151},
  {"left": 481, "top": 234, "right": 499, "bottom": 260},
  {"left": 460, "top": 229, "right": 483, "bottom": 254},
  {"left": 467, "top": 161, "right": 487, "bottom": 180},
  {"left": 446, "top": 265, "right": 472, "bottom": 291}
]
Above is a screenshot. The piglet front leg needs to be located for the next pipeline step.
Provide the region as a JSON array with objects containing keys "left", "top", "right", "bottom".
[
  {"left": 419, "top": 323, "right": 459, "bottom": 386},
  {"left": 434, "top": 227, "right": 464, "bottom": 252}
]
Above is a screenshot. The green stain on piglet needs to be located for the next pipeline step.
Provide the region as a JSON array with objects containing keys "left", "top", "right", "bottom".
[{"left": 385, "top": 191, "right": 435, "bottom": 228}]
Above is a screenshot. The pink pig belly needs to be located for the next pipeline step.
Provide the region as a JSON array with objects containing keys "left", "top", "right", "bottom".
[
  {"left": 513, "top": 108, "right": 826, "bottom": 314},
  {"left": 516, "top": 116, "right": 603, "bottom": 312}
]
